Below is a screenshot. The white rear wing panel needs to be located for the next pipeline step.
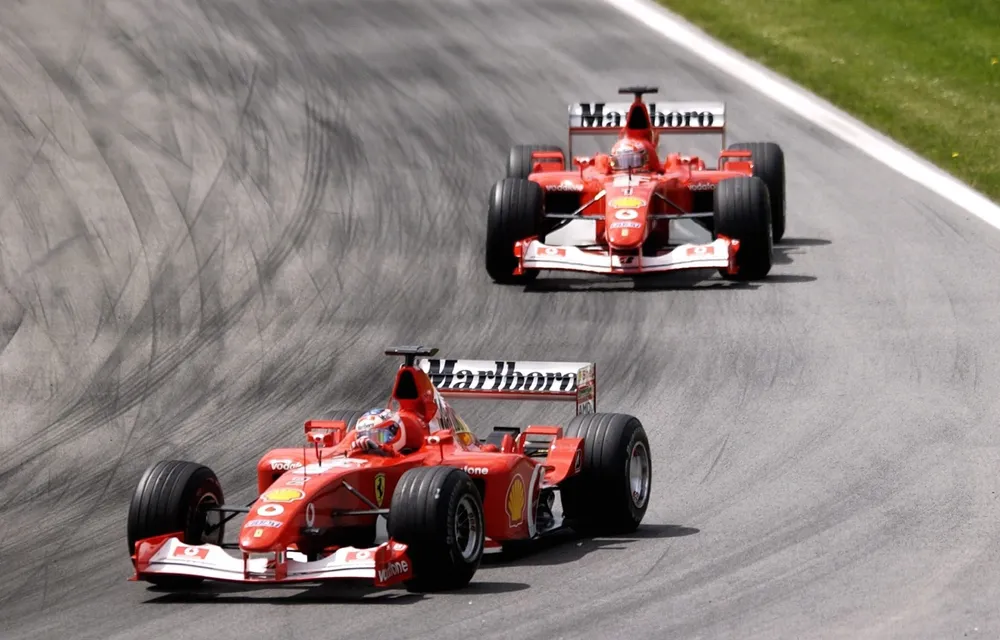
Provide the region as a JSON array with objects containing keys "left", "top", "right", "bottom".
[
  {"left": 416, "top": 358, "right": 596, "bottom": 415},
  {"left": 568, "top": 101, "right": 726, "bottom": 134}
]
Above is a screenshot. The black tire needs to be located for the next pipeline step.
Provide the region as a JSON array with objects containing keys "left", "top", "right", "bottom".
[
  {"left": 387, "top": 466, "right": 485, "bottom": 592},
  {"left": 485, "top": 178, "right": 543, "bottom": 284},
  {"left": 507, "top": 144, "right": 564, "bottom": 178},
  {"left": 127, "top": 460, "right": 225, "bottom": 588},
  {"left": 713, "top": 176, "right": 773, "bottom": 281},
  {"left": 560, "top": 413, "right": 652, "bottom": 535},
  {"left": 727, "top": 142, "right": 786, "bottom": 242}
]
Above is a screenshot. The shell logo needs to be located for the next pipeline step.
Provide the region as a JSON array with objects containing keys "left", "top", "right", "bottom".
[
  {"left": 505, "top": 474, "right": 526, "bottom": 527},
  {"left": 610, "top": 196, "right": 645, "bottom": 209},
  {"left": 262, "top": 488, "right": 305, "bottom": 503}
]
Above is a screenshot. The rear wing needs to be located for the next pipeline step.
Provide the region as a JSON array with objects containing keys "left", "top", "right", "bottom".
[
  {"left": 415, "top": 357, "right": 596, "bottom": 415},
  {"left": 567, "top": 101, "right": 727, "bottom": 161}
]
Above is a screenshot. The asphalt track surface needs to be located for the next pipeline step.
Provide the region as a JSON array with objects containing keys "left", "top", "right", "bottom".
[{"left": 2, "top": 0, "right": 1000, "bottom": 638}]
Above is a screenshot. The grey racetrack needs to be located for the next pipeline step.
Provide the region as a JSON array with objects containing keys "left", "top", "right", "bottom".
[{"left": 2, "top": 0, "right": 1000, "bottom": 638}]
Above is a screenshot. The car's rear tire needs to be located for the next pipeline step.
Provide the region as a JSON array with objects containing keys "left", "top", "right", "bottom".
[
  {"left": 727, "top": 142, "right": 786, "bottom": 242},
  {"left": 486, "top": 178, "right": 543, "bottom": 284},
  {"left": 713, "top": 176, "right": 773, "bottom": 281},
  {"left": 507, "top": 144, "right": 565, "bottom": 178},
  {"left": 560, "top": 413, "right": 652, "bottom": 535},
  {"left": 387, "top": 466, "right": 485, "bottom": 592},
  {"left": 127, "top": 460, "right": 225, "bottom": 588}
]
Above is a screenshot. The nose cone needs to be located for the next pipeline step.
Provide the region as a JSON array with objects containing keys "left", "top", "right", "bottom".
[
  {"left": 605, "top": 194, "right": 647, "bottom": 249},
  {"left": 606, "top": 219, "right": 644, "bottom": 249},
  {"left": 238, "top": 491, "right": 303, "bottom": 552},
  {"left": 240, "top": 520, "right": 284, "bottom": 551}
]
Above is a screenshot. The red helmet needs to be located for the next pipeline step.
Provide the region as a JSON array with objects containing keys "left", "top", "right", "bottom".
[{"left": 610, "top": 139, "right": 649, "bottom": 172}]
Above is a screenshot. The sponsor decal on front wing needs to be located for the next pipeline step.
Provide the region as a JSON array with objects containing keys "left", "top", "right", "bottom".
[
  {"left": 377, "top": 560, "right": 409, "bottom": 583},
  {"left": 172, "top": 546, "right": 209, "bottom": 560}
]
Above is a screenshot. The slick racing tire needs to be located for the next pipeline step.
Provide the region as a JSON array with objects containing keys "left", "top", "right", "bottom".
[
  {"left": 560, "top": 413, "right": 652, "bottom": 535},
  {"left": 507, "top": 144, "right": 565, "bottom": 179},
  {"left": 127, "top": 460, "right": 225, "bottom": 589},
  {"left": 485, "top": 177, "right": 543, "bottom": 284},
  {"left": 713, "top": 176, "right": 773, "bottom": 281},
  {"left": 727, "top": 141, "right": 786, "bottom": 243},
  {"left": 387, "top": 466, "right": 485, "bottom": 592}
]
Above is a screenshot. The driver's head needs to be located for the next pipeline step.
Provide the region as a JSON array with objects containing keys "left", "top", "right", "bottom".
[
  {"left": 610, "top": 138, "right": 649, "bottom": 172},
  {"left": 355, "top": 408, "right": 406, "bottom": 452}
]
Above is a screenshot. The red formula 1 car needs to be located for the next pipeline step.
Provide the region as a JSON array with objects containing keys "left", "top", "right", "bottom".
[
  {"left": 127, "top": 346, "right": 652, "bottom": 592},
  {"left": 485, "top": 85, "right": 786, "bottom": 284}
]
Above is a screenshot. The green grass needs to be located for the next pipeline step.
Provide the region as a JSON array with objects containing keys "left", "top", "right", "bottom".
[{"left": 658, "top": 0, "right": 1000, "bottom": 200}]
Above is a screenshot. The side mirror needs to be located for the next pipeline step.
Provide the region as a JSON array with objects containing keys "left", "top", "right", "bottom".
[{"left": 304, "top": 419, "right": 347, "bottom": 447}]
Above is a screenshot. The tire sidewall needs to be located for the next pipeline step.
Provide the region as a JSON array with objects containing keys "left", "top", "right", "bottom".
[
  {"left": 485, "top": 178, "right": 543, "bottom": 283},
  {"left": 444, "top": 475, "right": 485, "bottom": 569},
  {"left": 127, "top": 461, "right": 224, "bottom": 552},
  {"left": 562, "top": 413, "right": 652, "bottom": 534},
  {"left": 713, "top": 176, "right": 773, "bottom": 279},
  {"left": 618, "top": 425, "right": 652, "bottom": 526},
  {"left": 387, "top": 467, "right": 485, "bottom": 590}
]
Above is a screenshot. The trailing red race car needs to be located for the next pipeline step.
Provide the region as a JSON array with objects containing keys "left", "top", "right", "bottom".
[
  {"left": 127, "top": 346, "right": 652, "bottom": 593},
  {"left": 486, "top": 85, "right": 786, "bottom": 284}
]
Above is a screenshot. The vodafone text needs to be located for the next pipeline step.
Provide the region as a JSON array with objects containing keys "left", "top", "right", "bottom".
[{"left": 377, "top": 560, "right": 409, "bottom": 582}]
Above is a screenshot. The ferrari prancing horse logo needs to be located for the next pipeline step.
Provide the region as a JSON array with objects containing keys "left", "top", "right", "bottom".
[{"left": 374, "top": 473, "right": 386, "bottom": 507}]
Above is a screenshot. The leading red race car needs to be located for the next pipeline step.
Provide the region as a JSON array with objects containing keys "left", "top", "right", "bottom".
[
  {"left": 127, "top": 346, "right": 652, "bottom": 593},
  {"left": 485, "top": 85, "right": 786, "bottom": 284}
]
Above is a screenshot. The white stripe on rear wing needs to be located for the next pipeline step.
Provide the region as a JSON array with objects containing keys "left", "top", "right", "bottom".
[
  {"left": 568, "top": 101, "right": 726, "bottom": 133},
  {"left": 415, "top": 358, "right": 596, "bottom": 415}
]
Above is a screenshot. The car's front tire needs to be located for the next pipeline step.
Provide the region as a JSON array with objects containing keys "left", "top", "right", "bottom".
[
  {"left": 713, "top": 176, "right": 773, "bottom": 281},
  {"left": 387, "top": 466, "right": 485, "bottom": 592},
  {"left": 127, "top": 460, "right": 225, "bottom": 588}
]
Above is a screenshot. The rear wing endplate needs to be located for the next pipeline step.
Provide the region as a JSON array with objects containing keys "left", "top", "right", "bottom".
[{"left": 415, "top": 358, "right": 596, "bottom": 415}]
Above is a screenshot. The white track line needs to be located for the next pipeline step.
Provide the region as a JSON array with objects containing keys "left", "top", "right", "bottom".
[{"left": 602, "top": 0, "right": 1000, "bottom": 229}]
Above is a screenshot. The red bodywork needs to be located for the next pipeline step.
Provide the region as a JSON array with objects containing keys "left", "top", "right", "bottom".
[
  {"left": 513, "top": 92, "right": 759, "bottom": 276},
  {"left": 130, "top": 352, "right": 596, "bottom": 587}
]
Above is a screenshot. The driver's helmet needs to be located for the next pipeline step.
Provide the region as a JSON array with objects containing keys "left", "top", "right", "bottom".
[
  {"left": 610, "top": 138, "right": 649, "bottom": 172},
  {"left": 355, "top": 408, "right": 404, "bottom": 450}
]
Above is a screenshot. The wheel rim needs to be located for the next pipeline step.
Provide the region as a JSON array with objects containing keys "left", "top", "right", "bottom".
[
  {"left": 453, "top": 494, "right": 484, "bottom": 562},
  {"left": 196, "top": 492, "right": 224, "bottom": 545},
  {"left": 628, "top": 441, "right": 651, "bottom": 509}
]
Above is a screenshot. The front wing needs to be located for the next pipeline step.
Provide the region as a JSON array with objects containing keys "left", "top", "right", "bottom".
[
  {"left": 131, "top": 534, "right": 413, "bottom": 587},
  {"left": 516, "top": 237, "right": 739, "bottom": 275}
]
